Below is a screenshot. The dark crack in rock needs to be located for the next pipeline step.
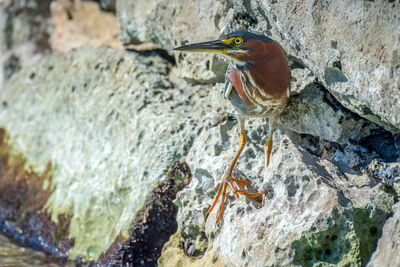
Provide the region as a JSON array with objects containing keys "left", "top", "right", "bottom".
[{"left": 96, "top": 162, "right": 192, "bottom": 267}]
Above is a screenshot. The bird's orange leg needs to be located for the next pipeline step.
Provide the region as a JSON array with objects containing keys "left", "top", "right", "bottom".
[
  {"left": 206, "top": 119, "right": 264, "bottom": 225},
  {"left": 264, "top": 115, "right": 278, "bottom": 168}
]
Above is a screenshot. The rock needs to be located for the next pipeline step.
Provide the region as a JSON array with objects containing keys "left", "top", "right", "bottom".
[
  {"left": 367, "top": 161, "right": 400, "bottom": 196},
  {"left": 159, "top": 110, "right": 395, "bottom": 266},
  {"left": 0, "top": 47, "right": 211, "bottom": 260},
  {"left": 0, "top": 0, "right": 53, "bottom": 87},
  {"left": 116, "top": 0, "right": 230, "bottom": 83},
  {"left": 50, "top": 0, "right": 123, "bottom": 52},
  {"left": 0, "top": 235, "right": 62, "bottom": 266},
  {"left": 117, "top": 0, "right": 400, "bottom": 131},
  {"left": 250, "top": 0, "right": 400, "bottom": 133},
  {"left": 0, "top": 128, "right": 74, "bottom": 261},
  {"left": 98, "top": 0, "right": 116, "bottom": 12},
  {"left": 1, "top": 0, "right": 399, "bottom": 265},
  {"left": 281, "top": 83, "right": 379, "bottom": 144},
  {"left": 368, "top": 202, "right": 400, "bottom": 267},
  {"left": 96, "top": 162, "right": 192, "bottom": 266}
]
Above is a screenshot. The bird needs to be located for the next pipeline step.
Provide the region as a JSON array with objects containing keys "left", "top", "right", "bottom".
[{"left": 174, "top": 31, "right": 290, "bottom": 224}]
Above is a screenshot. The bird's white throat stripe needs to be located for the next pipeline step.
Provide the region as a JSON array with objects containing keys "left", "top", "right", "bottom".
[{"left": 239, "top": 69, "right": 276, "bottom": 108}]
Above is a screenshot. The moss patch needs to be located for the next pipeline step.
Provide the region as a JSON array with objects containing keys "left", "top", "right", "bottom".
[{"left": 292, "top": 205, "right": 391, "bottom": 266}]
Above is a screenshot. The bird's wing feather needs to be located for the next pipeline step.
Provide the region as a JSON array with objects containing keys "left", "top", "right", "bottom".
[{"left": 224, "top": 67, "right": 233, "bottom": 99}]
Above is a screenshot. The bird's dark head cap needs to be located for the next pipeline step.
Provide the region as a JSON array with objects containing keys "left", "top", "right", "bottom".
[
  {"left": 174, "top": 30, "right": 274, "bottom": 58},
  {"left": 219, "top": 30, "right": 273, "bottom": 45}
]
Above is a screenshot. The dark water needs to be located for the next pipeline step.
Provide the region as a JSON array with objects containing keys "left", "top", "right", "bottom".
[{"left": 0, "top": 234, "right": 62, "bottom": 267}]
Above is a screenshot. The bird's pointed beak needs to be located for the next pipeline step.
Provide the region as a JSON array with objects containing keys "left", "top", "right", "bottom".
[{"left": 174, "top": 39, "right": 230, "bottom": 54}]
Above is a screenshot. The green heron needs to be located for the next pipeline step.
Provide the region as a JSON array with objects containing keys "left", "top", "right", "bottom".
[{"left": 174, "top": 31, "right": 290, "bottom": 224}]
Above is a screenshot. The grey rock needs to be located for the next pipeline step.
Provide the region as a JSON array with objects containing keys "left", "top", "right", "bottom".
[
  {"left": 367, "top": 161, "right": 400, "bottom": 196},
  {"left": 250, "top": 0, "right": 400, "bottom": 132},
  {"left": 1, "top": 0, "right": 399, "bottom": 264},
  {"left": 116, "top": 0, "right": 230, "bottom": 83},
  {"left": 159, "top": 108, "right": 395, "bottom": 266},
  {"left": 117, "top": 0, "right": 400, "bottom": 131},
  {"left": 99, "top": 0, "right": 115, "bottom": 12},
  {"left": 0, "top": 0, "right": 53, "bottom": 87},
  {"left": 368, "top": 202, "right": 400, "bottom": 267},
  {"left": 0, "top": 47, "right": 211, "bottom": 260},
  {"left": 282, "top": 83, "right": 378, "bottom": 144}
]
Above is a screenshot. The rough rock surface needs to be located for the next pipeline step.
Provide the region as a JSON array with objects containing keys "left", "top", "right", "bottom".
[
  {"left": 0, "top": 0, "right": 53, "bottom": 87},
  {"left": 118, "top": 0, "right": 400, "bottom": 131},
  {"left": 117, "top": 0, "right": 229, "bottom": 83},
  {"left": 281, "top": 83, "right": 378, "bottom": 144},
  {"left": 0, "top": 47, "right": 211, "bottom": 260},
  {"left": 368, "top": 202, "right": 400, "bottom": 267},
  {"left": 98, "top": 0, "right": 116, "bottom": 12},
  {"left": 0, "top": 0, "right": 399, "bottom": 265},
  {"left": 158, "top": 84, "right": 396, "bottom": 266},
  {"left": 0, "top": 235, "right": 61, "bottom": 267},
  {"left": 50, "top": 0, "right": 123, "bottom": 52}
]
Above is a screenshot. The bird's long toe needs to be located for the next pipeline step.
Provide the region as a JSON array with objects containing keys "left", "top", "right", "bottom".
[{"left": 206, "top": 176, "right": 264, "bottom": 225}]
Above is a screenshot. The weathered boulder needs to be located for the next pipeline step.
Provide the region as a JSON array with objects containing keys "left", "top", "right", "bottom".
[
  {"left": 117, "top": 0, "right": 400, "bottom": 131},
  {"left": 0, "top": 46, "right": 210, "bottom": 260},
  {"left": 253, "top": 0, "right": 400, "bottom": 133},
  {"left": 98, "top": 0, "right": 116, "bottom": 12},
  {"left": 50, "top": 0, "right": 123, "bottom": 52},
  {"left": 117, "top": 0, "right": 229, "bottom": 83},
  {"left": 157, "top": 84, "right": 396, "bottom": 266},
  {"left": 0, "top": 1, "right": 399, "bottom": 265},
  {"left": 368, "top": 202, "right": 400, "bottom": 267},
  {"left": 0, "top": 0, "right": 53, "bottom": 87},
  {"left": 281, "top": 83, "right": 378, "bottom": 145}
]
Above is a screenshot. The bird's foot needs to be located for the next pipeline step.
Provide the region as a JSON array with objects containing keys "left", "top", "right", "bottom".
[{"left": 206, "top": 175, "right": 264, "bottom": 225}]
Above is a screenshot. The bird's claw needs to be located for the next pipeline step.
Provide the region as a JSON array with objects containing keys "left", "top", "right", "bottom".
[{"left": 206, "top": 175, "right": 264, "bottom": 225}]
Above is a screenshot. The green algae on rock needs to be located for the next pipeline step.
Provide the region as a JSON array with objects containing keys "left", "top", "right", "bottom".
[
  {"left": 0, "top": 235, "right": 62, "bottom": 267},
  {"left": 96, "top": 161, "right": 192, "bottom": 266},
  {"left": 158, "top": 93, "right": 396, "bottom": 266},
  {"left": 0, "top": 128, "right": 74, "bottom": 260},
  {"left": 0, "top": 47, "right": 210, "bottom": 260}
]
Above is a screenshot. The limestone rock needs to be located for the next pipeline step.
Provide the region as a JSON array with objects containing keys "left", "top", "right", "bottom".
[
  {"left": 1, "top": 0, "right": 399, "bottom": 265},
  {"left": 368, "top": 203, "right": 400, "bottom": 267},
  {"left": 117, "top": 0, "right": 230, "bottom": 83},
  {"left": 282, "top": 83, "right": 378, "bottom": 144},
  {"left": 98, "top": 0, "right": 116, "bottom": 12},
  {"left": 159, "top": 114, "right": 394, "bottom": 266},
  {"left": 156, "top": 83, "right": 395, "bottom": 266},
  {"left": 367, "top": 161, "right": 400, "bottom": 196},
  {"left": 251, "top": 0, "right": 400, "bottom": 132},
  {"left": 50, "top": 0, "right": 123, "bottom": 52},
  {"left": 117, "top": 0, "right": 400, "bottom": 131},
  {"left": 0, "top": 0, "right": 53, "bottom": 87},
  {"left": 0, "top": 47, "right": 210, "bottom": 260}
]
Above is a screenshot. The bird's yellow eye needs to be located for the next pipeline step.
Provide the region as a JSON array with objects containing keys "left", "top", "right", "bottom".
[{"left": 234, "top": 38, "right": 243, "bottom": 45}]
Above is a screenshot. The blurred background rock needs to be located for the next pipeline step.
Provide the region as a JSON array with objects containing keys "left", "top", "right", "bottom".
[{"left": 0, "top": 0, "right": 399, "bottom": 266}]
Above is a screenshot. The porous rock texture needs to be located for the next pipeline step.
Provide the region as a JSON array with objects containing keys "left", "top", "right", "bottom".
[
  {"left": 50, "top": 0, "right": 123, "bottom": 53},
  {"left": 118, "top": 0, "right": 400, "bottom": 131},
  {"left": 158, "top": 84, "right": 396, "bottom": 267},
  {"left": 368, "top": 202, "right": 400, "bottom": 267},
  {"left": 0, "top": 0, "right": 53, "bottom": 87},
  {"left": 0, "top": 0, "right": 399, "bottom": 266},
  {"left": 117, "top": 0, "right": 400, "bottom": 265},
  {"left": 98, "top": 0, "right": 116, "bottom": 12},
  {"left": 0, "top": 46, "right": 211, "bottom": 260},
  {"left": 117, "top": 0, "right": 228, "bottom": 83}
]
